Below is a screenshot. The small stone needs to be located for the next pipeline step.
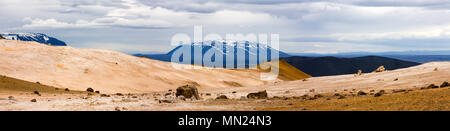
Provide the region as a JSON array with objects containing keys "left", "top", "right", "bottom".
[
  {"left": 86, "top": 88, "right": 94, "bottom": 92},
  {"left": 159, "top": 98, "right": 174, "bottom": 103},
  {"left": 374, "top": 93, "right": 382, "bottom": 97},
  {"left": 392, "top": 89, "right": 407, "bottom": 93},
  {"left": 116, "top": 93, "right": 124, "bottom": 96},
  {"left": 100, "top": 94, "right": 110, "bottom": 97},
  {"left": 95, "top": 91, "right": 100, "bottom": 94},
  {"left": 357, "top": 91, "right": 367, "bottom": 96},
  {"left": 440, "top": 82, "right": 450, "bottom": 88},
  {"left": 216, "top": 95, "right": 228, "bottom": 100},
  {"left": 232, "top": 91, "right": 237, "bottom": 94},
  {"left": 31, "top": 99, "right": 37, "bottom": 102},
  {"left": 65, "top": 88, "right": 70, "bottom": 91}
]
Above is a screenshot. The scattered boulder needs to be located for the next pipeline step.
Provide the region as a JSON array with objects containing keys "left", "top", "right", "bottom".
[
  {"left": 428, "top": 84, "right": 439, "bottom": 89},
  {"left": 116, "top": 93, "right": 124, "bottom": 96},
  {"left": 86, "top": 88, "right": 94, "bottom": 92},
  {"left": 159, "top": 98, "right": 174, "bottom": 103},
  {"left": 33, "top": 91, "right": 41, "bottom": 96},
  {"left": 440, "top": 82, "right": 450, "bottom": 88},
  {"left": 216, "top": 95, "right": 228, "bottom": 100},
  {"left": 205, "top": 93, "right": 211, "bottom": 96},
  {"left": 357, "top": 91, "right": 367, "bottom": 96},
  {"left": 232, "top": 91, "right": 237, "bottom": 94},
  {"left": 65, "top": 88, "right": 70, "bottom": 91},
  {"left": 247, "top": 90, "right": 268, "bottom": 99},
  {"left": 355, "top": 69, "right": 362, "bottom": 76},
  {"left": 338, "top": 95, "right": 346, "bottom": 99},
  {"left": 394, "top": 78, "right": 399, "bottom": 81},
  {"left": 374, "top": 92, "right": 383, "bottom": 97},
  {"left": 95, "top": 91, "right": 100, "bottom": 94},
  {"left": 373, "top": 66, "right": 386, "bottom": 73},
  {"left": 334, "top": 93, "right": 341, "bottom": 96},
  {"left": 164, "top": 92, "right": 172, "bottom": 96},
  {"left": 30, "top": 99, "right": 37, "bottom": 102},
  {"left": 392, "top": 89, "right": 407, "bottom": 93},
  {"left": 8, "top": 96, "right": 14, "bottom": 100},
  {"left": 100, "top": 94, "right": 110, "bottom": 97},
  {"left": 176, "top": 85, "right": 200, "bottom": 100},
  {"left": 314, "top": 94, "right": 324, "bottom": 98}
]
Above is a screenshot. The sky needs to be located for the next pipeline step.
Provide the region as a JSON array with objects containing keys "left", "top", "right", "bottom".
[{"left": 1, "top": 0, "right": 450, "bottom": 54}]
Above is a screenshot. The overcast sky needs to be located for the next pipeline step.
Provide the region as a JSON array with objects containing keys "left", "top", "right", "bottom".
[{"left": 1, "top": 0, "right": 450, "bottom": 54}]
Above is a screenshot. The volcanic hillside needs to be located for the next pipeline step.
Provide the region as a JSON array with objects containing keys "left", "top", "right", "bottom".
[{"left": 0, "top": 40, "right": 278, "bottom": 93}]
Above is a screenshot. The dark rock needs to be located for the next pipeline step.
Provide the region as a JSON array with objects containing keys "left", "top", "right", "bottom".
[
  {"left": 95, "top": 91, "right": 100, "bottom": 94},
  {"left": 428, "top": 84, "right": 439, "bottom": 89},
  {"left": 247, "top": 90, "right": 268, "bottom": 99},
  {"left": 232, "top": 91, "right": 237, "bottom": 94},
  {"left": 394, "top": 78, "right": 398, "bottom": 81},
  {"left": 100, "top": 94, "right": 111, "bottom": 97},
  {"left": 65, "top": 88, "right": 70, "bottom": 91},
  {"left": 86, "top": 88, "right": 94, "bottom": 92},
  {"left": 216, "top": 95, "right": 228, "bottom": 100},
  {"left": 31, "top": 99, "right": 37, "bottom": 102},
  {"left": 440, "top": 82, "right": 450, "bottom": 88},
  {"left": 392, "top": 89, "right": 407, "bottom": 93},
  {"left": 314, "top": 94, "right": 323, "bottom": 98},
  {"left": 33, "top": 91, "right": 40, "bottom": 96},
  {"left": 176, "top": 85, "right": 200, "bottom": 99},
  {"left": 357, "top": 91, "right": 367, "bottom": 96},
  {"left": 205, "top": 93, "right": 211, "bottom": 96},
  {"left": 374, "top": 93, "right": 382, "bottom": 97},
  {"left": 164, "top": 92, "right": 172, "bottom": 96},
  {"left": 116, "top": 93, "right": 124, "bottom": 96},
  {"left": 338, "top": 95, "right": 346, "bottom": 99},
  {"left": 334, "top": 93, "right": 341, "bottom": 96}
]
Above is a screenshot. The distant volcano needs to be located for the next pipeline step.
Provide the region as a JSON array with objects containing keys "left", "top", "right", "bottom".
[{"left": 0, "top": 33, "right": 66, "bottom": 46}]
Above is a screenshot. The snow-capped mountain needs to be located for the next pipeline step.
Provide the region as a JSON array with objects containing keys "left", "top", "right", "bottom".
[
  {"left": 135, "top": 41, "right": 290, "bottom": 68},
  {"left": 0, "top": 33, "right": 66, "bottom": 46}
]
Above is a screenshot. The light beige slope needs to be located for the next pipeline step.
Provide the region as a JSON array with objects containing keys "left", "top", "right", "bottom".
[
  {"left": 201, "top": 61, "right": 450, "bottom": 97},
  {"left": 0, "top": 40, "right": 272, "bottom": 93}
]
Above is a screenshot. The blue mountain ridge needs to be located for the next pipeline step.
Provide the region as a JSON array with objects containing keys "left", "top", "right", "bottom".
[{"left": 135, "top": 41, "right": 290, "bottom": 68}]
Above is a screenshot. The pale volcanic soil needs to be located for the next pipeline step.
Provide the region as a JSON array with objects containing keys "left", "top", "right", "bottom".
[{"left": 0, "top": 39, "right": 449, "bottom": 111}]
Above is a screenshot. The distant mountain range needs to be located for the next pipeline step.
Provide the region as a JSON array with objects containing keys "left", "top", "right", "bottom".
[
  {"left": 0, "top": 33, "right": 66, "bottom": 46},
  {"left": 289, "top": 51, "right": 450, "bottom": 63},
  {"left": 283, "top": 56, "right": 420, "bottom": 77},
  {"left": 135, "top": 41, "right": 290, "bottom": 68}
]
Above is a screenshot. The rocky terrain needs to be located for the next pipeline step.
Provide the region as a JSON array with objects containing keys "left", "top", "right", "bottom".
[{"left": 0, "top": 39, "right": 448, "bottom": 111}]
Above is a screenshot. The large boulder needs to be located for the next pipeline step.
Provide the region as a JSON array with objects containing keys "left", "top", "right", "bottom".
[
  {"left": 373, "top": 66, "right": 386, "bottom": 73},
  {"left": 440, "top": 82, "right": 450, "bottom": 88},
  {"left": 176, "top": 85, "right": 200, "bottom": 100},
  {"left": 247, "top": 90, "right": 268, "bottom": 99}
]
